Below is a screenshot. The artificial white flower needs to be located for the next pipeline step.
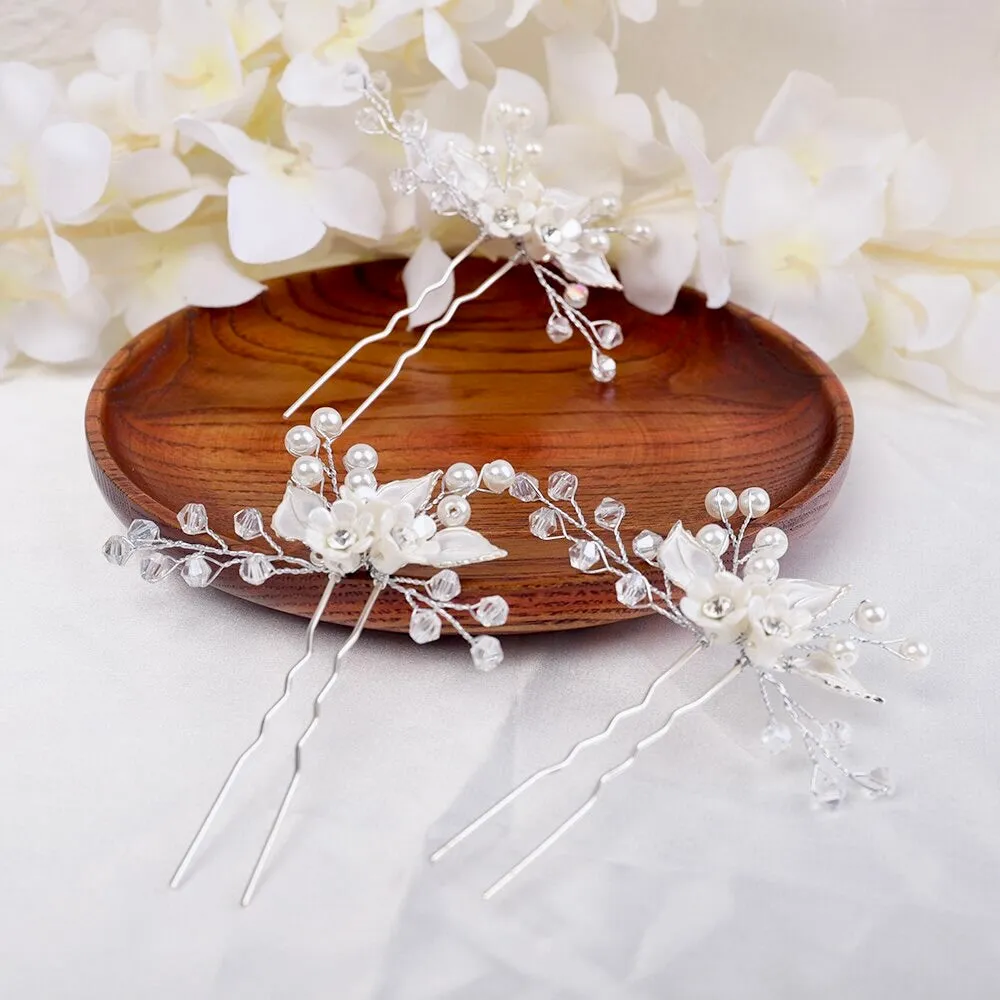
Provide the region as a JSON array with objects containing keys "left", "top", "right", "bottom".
[
  {"left": 744, "top": 589, "right": 814, "bottom": 668},
  {"left": 177, "top": 115, "right": 385, "bottom": 264}
]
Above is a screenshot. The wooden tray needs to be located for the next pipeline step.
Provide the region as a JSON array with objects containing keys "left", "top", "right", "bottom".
[{"left": 86, "top": 258, "right": 853, "bottom": 634}]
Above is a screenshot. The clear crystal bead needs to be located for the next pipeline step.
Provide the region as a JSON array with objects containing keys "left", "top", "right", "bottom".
[
  {"left": 368, "top": 69, "right": 391, "bottom": 94},
  {"left": 564, "top": 283, "right": 589, "bottom": 308},
  {"left": 475, "top": 595, "right": 509, "bottom": 627},
  {"left": 409, "top": 608, "right": 441, "bottom": 644},
  {"left": 239, "top": 553, "right": 275, "bottom": 586},
  {"left": 127, "top": 518, "right": 160, "bottom": 544},
  {"left": 760, "top": 720, "right": 792, "bottom": 753},
  {"left": 233, "top": 508, "right": 264, "bottom": 540},
  {"left": 426, "top": 569, "right": 461, "bottom": 602},
  {"left": 390, "top": 167, "right": 418, "bottom": 195},
  {"left": 632, "top": 530, "right": 663, "bottom": 564},
  {"left": 493, "top": 206, "right": 518, "bottom": 231},
  {"left": 398, "top": 109, "right": 427, "bottom": 139},
  {"left": 177, "top": 502, "right": 208, "bottom": 535},
  {"left": 854, "top": 766, "right": 894, "bottom": 798},
  {"left": 594, "top": 497, "right": 625, "bottom": 531},
  {"left": 529, "top": 507, "right": 559, "bottom": 540},
  {"left": 702, "top": 595, "right": 734, "bottom": 620},
  {"left": 340, "top": 59, "right": 367, "bottom": 92},
  {"left": 590, "top": 352, "right": 617, "bottom": 383},
  {"left": 509, "top": 472, "right": 540, "bottom": 502},
  {"left": 810, "top": 766, "right": 845, "bottom": 810},
  {"left": 547, "top": 471, "right": 578, "bottom": 501},
  {"left": 470, "top": 634, "right": 504, "bottom": 672},
  {"left": 594, "top": 321, "right": 623, "bottom": 350},
  {"left": 822, "top": 719, "right": 852, "bottom": 748},
  {"left": 354, "top": 106, "right": 384, "bottom": 134},
  {"left": 546, "top": 314, "right": 572, "bottom": 343},
  {"left": 568, "top": 539, "right": 601, "bottom": 571},
  {"left": 181, "top": 554, "right": 213, "bottom": 588},
  {"left": 139, "top": 551, "right": 174, "bottom": 583},
  {"left": 615, "top": 571, "right": 649, "bottom": 608},
  {"left": 428, "top": 186, "right": 457, "bottom": 215},
  {"left": 102, "top": 535, "right": 134, "bottom": 566}
]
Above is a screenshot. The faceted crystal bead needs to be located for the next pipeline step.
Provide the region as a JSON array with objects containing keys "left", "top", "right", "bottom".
[
  {"left": 594, "top": 321, "right": 623, "bottom": 350},
  {"left": 398, "top": 109, "right": 427, "bottom": 139},
  {"left": 529, "top": 507, "right": 559, "bottom": 540},
  {"left": 234, "top": 508, "right": 264, "bottom": 540},
  {"left": 138, "top": 551, "right": 174, "bottom": 583},
  {"left": 470, "top": 634, "right": 504, "bottom": 672},
  {"left": 475, "top": 595, "right": 509, "bottom": 627},
  {"left": 547, "top": 471, "right": 578, "bottom": 501},
  {"left": 409, "top": 608, "right": 441, "bottom": 644},
  {"left": 509, "top": 473, "right": 540, "bottom": 502},
  {"left": 354, "top": 107, "right": 384, "bottom": 134},
  {"left": 810, "top": 766, "right": 845, "bottom": 810},
  {"left": 590, "top": 353, "right": 616, "bottom": 383},
  {"left": 615, "top": 571, "right": 649, "bottom": 608},
  {"left": 368, "top": 69, "right": 391, "bottom": 94},
  {"left": 822, "top": 719, "right": 852, "bottom": 748},
  {"left": 181, "top": 554, "right": 213, "bottom": 588},
  {"left": 426, "top": 569, "right": 461, "bottom": 602},
  {"left": 239, "top": 553, "right": 275, "bottom": 586},
  {"left": 428, "top": 186, "right": 457, "bottom": 215},
  {"left": 564, "top": 283, "right": 589, "bottom": 308},
  {"left": 760, "top": 721, "right": 792, "bottom": 753},
  {"left": 102, "top": 535, "right": 134, "bottom": 566},
  {"left": 127, "top": 519, "right": 160, "bottom": 544},
  {"left": 568, "top": 539, "right": 601, "bottom": 571},
  {"left": 594, "top": 497, "right": 626, "bottom": 531},
  {"left": 632, "top": 530, "right": 663, "bottom": 563},
  {"left": 177, "top": 502, "right": 208, "bottom": 536},
  {"left": 854, "top": 766, "right": 894, "bottom": 799},
  {"left": 546, "top": 314, "right": 572, "bottom": 343},
  {"left": 390, "top": 168, "right": 418, "bottom": 195}
]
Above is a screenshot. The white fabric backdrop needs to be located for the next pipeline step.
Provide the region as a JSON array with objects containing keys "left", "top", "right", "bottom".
[{"left": 1, "top": 366, "right": 999, "bottom": 998}]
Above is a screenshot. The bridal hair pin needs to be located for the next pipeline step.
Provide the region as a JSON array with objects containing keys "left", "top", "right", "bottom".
[
  {"left": 102, "top": 406, "right": 514, "bottom": 904},
  {"left": 432, "top": 473, "right": 931, "bottom": 898},
  {"left": 285, "top": 70, "right": 654, "bottom": 423}
]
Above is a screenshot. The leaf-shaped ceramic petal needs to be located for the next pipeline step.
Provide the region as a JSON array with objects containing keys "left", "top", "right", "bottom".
[
  {"left": 376, "top": 471, "right": 442, "bottom": 511},
  {"left": 557, "top": 251, "right": 622, "bottom": 290},
  {"left": 657, "top": 521, "right": 720, "bottom": 590},
  {"left": 779, "top": 579, "right": 848, "bottom": 617},
  {"left": 271, "top": 483, "right": 327, "bottom": 541},
  {"left": 430, "top": 527, "right": 508, "bottom": 567},
  {"left": 793, "top": 652, "right": 884, "bottom": 703}
]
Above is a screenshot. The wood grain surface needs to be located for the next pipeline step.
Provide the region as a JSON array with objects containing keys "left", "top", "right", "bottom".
[{"left": 86, "top": 258, "right": 853, "bottom": 634}]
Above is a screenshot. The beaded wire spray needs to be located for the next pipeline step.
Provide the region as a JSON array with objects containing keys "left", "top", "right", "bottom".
[
  {"left": 430, "top": 473, "right": 932, "bottom": 898},
  {"left": 285, "top": 69, "right": 656, "bottom": 424},
  {"left": 102, "top": 405, "right": 520, "bottom": 905}
]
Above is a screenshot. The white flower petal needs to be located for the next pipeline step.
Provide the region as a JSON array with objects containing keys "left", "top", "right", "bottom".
[
  {"left": 423, "top": 8, "right": 468, "bottom": 89},
  {"left": 484, "top": 69, "right": 549, "bottom": 137},
  {"left": 618, "top": 216, "right": 697, "bottom": 314},
  {"left": 755, "top": 71, "right": 836, "bottom": 147},
  {"left": 888, "top": 139, "right": 950, "bottom": 233},
  {"left": 12, "top": 286, "right": 108, "bottom": 364},
  {"left": 228, "top": 173, "right": 324, "bottom": 264},
  {"left": 232, "top": 0, "right": 283, "bottom": 57},
  {"left": 284, "top": 106, "right": 361, "bottom": 169},
  {"left": 506, "top": 0, "right": 539, "bottom": 27},
  {"left": 114, "top": 148, "right": 192, "bottom": 201},
  {"left": 174, "top": 242, "right": 265, "bottom": 308},
  {"left": 617, "top": 0, "right": 657, "bottom": 22},
  {"left": 307, "top": 166, "right": 385, "bottom": 241},
  {"left": 132, "top": 186, "right": 215, "bottom": 233},
  {"left": 539, "top": 123, "right": 621, "bottom": 197},
  {"left": 809, "top": 166, "right": 886, "bottom": 264},
  {"left": 375, "top": 471, "right": 442, "bottom": 509},
  {"left": 657, "top": 521, "right": 719, "bottom": 589},
  {"left": 722, "top": 148, "right": 812, "bottom": 243},
  {"left": 48, "top": 229, "right": 90, "bottom": 297},
  {"left": 944, "top": 285, "right": 1000, "bottom": 393},
  {"left": 93, "top": 25, "right": 152, "bottom": 74},
  {"left": 66, "top": 71, "right": 119, "bottom": 130},
  {"left": 271, "top": 483, "right": 327, "bottom": 541},
  {"left": 892, "top": 273, "right": 972, "bottom": 352},
  {"left": 0, "top": 62, "right": 58, "bottom": 136},
  {"left": 430, "top": 527, "right": 507, "bottom": 567},
  {"left": 656, "top": 90, "right": 717, "bottom": 205},
  {"left": 771, "top": 266, "right": 869, "bottom": 360},
  {"left": 695, "top": 210, "right": 731, "bottom": 308},
  {"left": 544, "top": 31, "right": 617, "bottom": 121},
  {"left": 175, "top": 117, "right": 274, "bottom": 174},
  {"left": 32, "top": 123, "right": 112, "bottom": 222},
  {"left": 403, "top": 240, "right": 456, "bottom": 329}
]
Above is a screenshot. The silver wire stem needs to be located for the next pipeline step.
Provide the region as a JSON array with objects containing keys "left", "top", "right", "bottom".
[
  {"left": 482, "top": 661, "right": 743, "bottom": 900},
  {"left": 283, "top": 237, "right": 485, "bottom": 419},
  {"left": 338, "top": 253, "right": 525, "bottom": 435},
  {"left": 429, "top": 640, "right": 704, "bottom": 863},
  {"left": 240, "top": 580, "right": 386, "bottom": 906},
  {"left": 168, "top": 574, "right": 339, "bottom": 889}
]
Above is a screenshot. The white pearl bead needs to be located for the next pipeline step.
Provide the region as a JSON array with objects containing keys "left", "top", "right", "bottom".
[
  {"left": 705, "top": 487, "right": 738, "bottom": 520},
  {"left": 344, "top": 443, "right": 378, "bottom": 471},
  {"left": 482, "top": 459, "right": 515, "bottom": 493},
  {"left": 444, "top": 461, "right": 478, "bottom": 493},
  {"left": 738, "top": 487, "right": 770, "bottom": 518},
  {"left": 900, "top": 638, "right": 931, "bottom": 668},
  {"left": 856, "top": 600, "right": 888, "bottom": 633},
  {"left": 696, "top": 523, "right": 729, "bottom": 556},
  {"left": 523, "top": 140, "right": 543, "bottom": 159},
  {"left": 345, "top": 469, "right": 377, "bottom": 493},
  {"left": 829, "top": 637, "right": 858, "bottom": 664},
  {"left": 291, "top": 456, "right": 324, "bottom": 487},
  {"left": 564, "top": 283, "right": 589, "bottom": 309},
  {"left": 437, "top": 495, "right": 471, "bottom": 527},
  {"left": 582, "top": 230, "right": 612, "bottom": 254},
  {"left": 310, "top": 407, "right": 343, "bottom": 441},
  {"left": 752, "top": 525, "right": 788, "bottom": 559},
  {"left": 623, "top": 220, "right": 654, "bottom": 245},
  {"left": 284, "top": 425, "right": 319, "bottom": 457},
  {"left": 477, "top": 143, "right": 497, "bottom": 160},
  {"left": 744, "top": 555, "right": 779, "bottom": 583}
]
